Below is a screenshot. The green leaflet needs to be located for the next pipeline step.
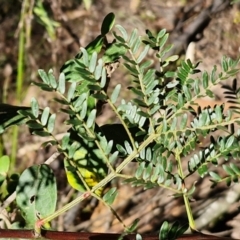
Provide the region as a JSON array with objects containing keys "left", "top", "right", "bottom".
[
  {"left": 0, "top": 104, "right": 32, "bottom": 133},
  {"left": 64, "top": 126, "right": 108, "bottom": 196},
  {"left": 61, "top": 13, "right": 117, "bottom": 81}
]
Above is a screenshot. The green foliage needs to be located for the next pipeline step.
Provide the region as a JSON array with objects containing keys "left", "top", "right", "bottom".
[
  {"left": 0, "top": 154, "right": 19, "bottom": 200},
  {"left": 159, "top": 221, "right": 189, "bottom": 240},
  {"left": 231, "top": 0, "right": 240, "bottom": 4},
  {"left": 16, "top": 164, "right": 57, "bottom": 229},
  {"left": 103, "top": 187, "right": 118, "bottom": 205},
  {"left": 82, "top": 0, "right": 92, "bottom": 10},
  {"left": 0, "top": 155, "right": 10, "bottom": 187},
  {"left": 0, "top": 104, "right": 32, "bottom": 134},
  {"left": 33, "top": 0, "right": 60, "bottom": 40},
  {"left": 0, "top": 12, "right": 240, "bottom": 237}
]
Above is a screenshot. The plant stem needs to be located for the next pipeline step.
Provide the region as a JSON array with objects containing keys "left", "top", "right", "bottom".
[
  {"left": 183, "top": 193, "right": 196, "bottom": 230},
  {"left": 10, "top": 0, "right": 27, "bottom": 170},
  {"left": 176, "top": 148, "right": 196, "bottom": 230},
  {"left": 17, "top": 25, "right": 25, "bottom": 100},
  {"left": 10, "top": 126, "right": 19, "bottom": 171}
]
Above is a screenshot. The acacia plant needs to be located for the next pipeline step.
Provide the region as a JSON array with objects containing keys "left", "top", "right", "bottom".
[{"left": 0, "top": 12, "right": 240, "bottom": 238}]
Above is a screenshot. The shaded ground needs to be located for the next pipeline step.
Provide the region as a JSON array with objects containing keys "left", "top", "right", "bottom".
[{"left": 1, "top": 0, "right": 240, "bottom": 238}]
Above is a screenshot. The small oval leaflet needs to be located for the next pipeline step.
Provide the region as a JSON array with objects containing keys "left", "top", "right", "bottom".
[
  {"left": 57, "top": 72, "right": 66, "bottom": 94},
  {"left": 38, "top": 69, "right": 49, "bottom": 84},
  {"left": 86, "top": 109, "right": 97, "bottom": 129},
  {"left": 80, "top": 47, "right": 89, "bottom": 66},
  {"left": 110, "top": 84, "right": 121, "bottom": 104},
  {"left": 94, "top": 59, "right": 103, "bottom": 80},
  {"left": 31, "top": 98, "right": 39, "bottom": 118},
  {"left": 103, "top": 187, "right": 118, "bottom": 205},
  {"left": 47, "top": 113, "right": 56, "bottom": 133},
  {"left": 128, "top": 28, "right": 138, "bottom": 48},
  {"left": 100, "top": 68, "right": 107, "bottom": 88},
  {"left": 41, "top": 107, "right": 50, "bottom": 126},
  {"left": 48, "top": 70, "right": 57, "bottom": 89},
  {"left": 209, "top": 171, "right": 221, "bottom": 181},
  {"left": 89, "top": 52, "right": 98, "bottom": 73},
  {"left": 101, "top": 12, "right": 115, "bottom": 36},
  {"left": 67, "top": 82, "right": 77, "bottom": 102},
  {"left": 116, "top": 25, "right": 128, "bottom": 41},
  {"left": 136, "top": 45, "right": 150, "bottom": 64}
]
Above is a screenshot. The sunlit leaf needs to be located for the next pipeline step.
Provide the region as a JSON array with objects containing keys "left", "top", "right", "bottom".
[
  {"left": 136, "top": 45, "right": 150, "bottom": 63},
  {"left": 110, "top": 84, "right": 121, "bottom": 104},
  {"left": 57, "top": 72, "right": 66, "bottom": 94},
  {"left": 31, "top": 98, "right": 39, "bottom": 118},
  {"left": 86, "top": 109, "right": 97, "bottom": 128},
  {"left": 89, "top": 52, "right": 98, "bottom": 73},
  {"left": 41, "top": 107, "right": 50, "bottom": 126},
  {"left": 103, "top": 187, "right": 118, "bottom": 205},
  {"left": 67, "top": 82, "right": 77, "bottom": 101},
  {"left": 47, "top": 114, "right": 56, "bottom": 133},
  {"left": 48, "top": 69, "right": 57, "bottom": 89},
  {"left": 116, "top": 24, "right": 128, "bottom": 41},
  {"left": 38, "top": 69, "right": 49, "bottom": 84}
]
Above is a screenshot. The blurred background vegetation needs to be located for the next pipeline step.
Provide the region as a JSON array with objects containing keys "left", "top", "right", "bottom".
[{"left": 0, "top": 0, "right": 240, "bottom": 238}]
